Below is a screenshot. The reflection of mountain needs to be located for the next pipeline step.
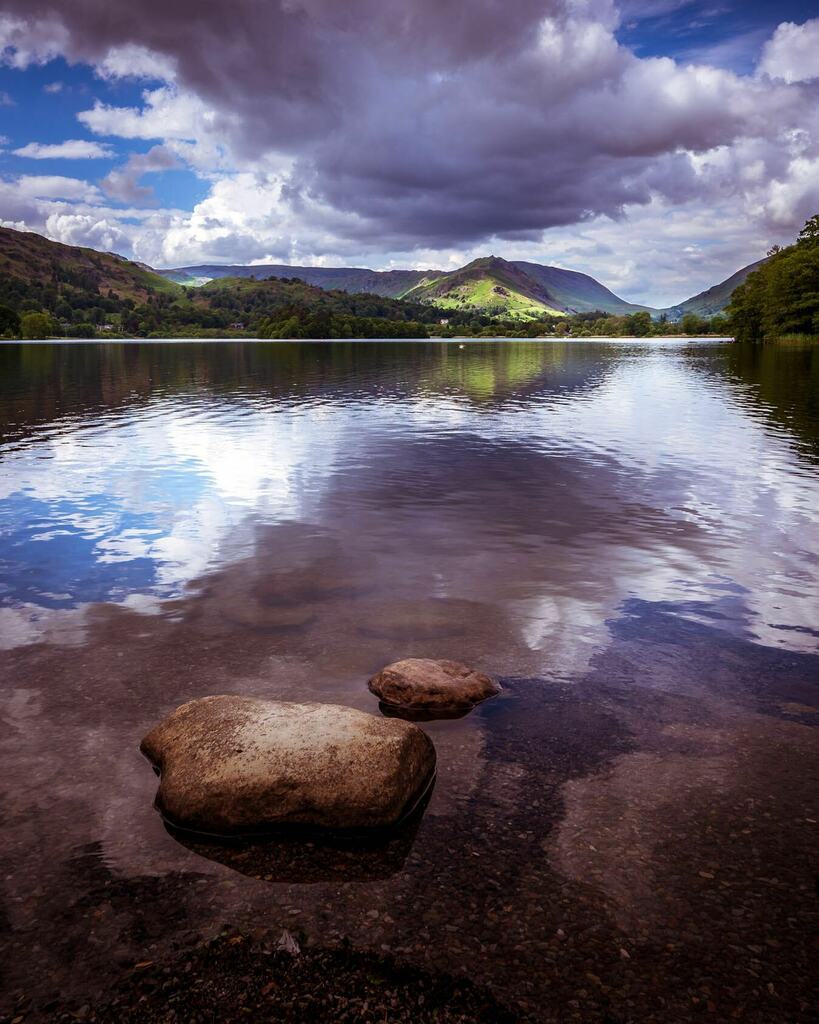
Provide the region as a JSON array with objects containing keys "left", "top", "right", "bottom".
[
  {"left": 0, "top": 341, "right": 615, "bottom": 443},
  {"left": 429, "top": 340, "right": 612, "bottom": 402}
]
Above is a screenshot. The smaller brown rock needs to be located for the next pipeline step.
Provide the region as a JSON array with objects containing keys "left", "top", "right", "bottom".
[{"left": 369, "top": 658, "right": 501, "bottom": 712}]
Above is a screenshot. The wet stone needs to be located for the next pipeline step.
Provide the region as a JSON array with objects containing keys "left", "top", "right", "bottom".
[
  {"left": 140, "top": 696, "right": 436, "bottom": 835},
  {"left": 368, "top": 658, "right": 501, "bottom": 714}
]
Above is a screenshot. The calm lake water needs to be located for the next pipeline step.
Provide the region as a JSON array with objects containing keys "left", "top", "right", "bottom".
[{"left": 1, "top": 339, "right": 818, "bottom": 1022}]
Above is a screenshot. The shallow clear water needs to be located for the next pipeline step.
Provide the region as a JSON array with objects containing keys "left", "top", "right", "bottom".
[{"left": 1, "top": 339, "right": 818, "bottom": 1021}]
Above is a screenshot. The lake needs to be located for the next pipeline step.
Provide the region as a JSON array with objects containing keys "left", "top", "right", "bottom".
[{"left": 1, "top": 339, "right": 817, "bottom": 1022}]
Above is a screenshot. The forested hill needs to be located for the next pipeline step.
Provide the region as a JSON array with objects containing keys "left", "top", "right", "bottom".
[
  {"left": 0, "top": 225, "right": 181, "bottom": 308},
  {"left": 196, "top": 276, "right": 442, "bottom": 337},
  {"left": 728, "top": 215, "right": 819, "bottom": 342},
  {"left": 0, "top": 226, "right": 439, "bottom": 338}
]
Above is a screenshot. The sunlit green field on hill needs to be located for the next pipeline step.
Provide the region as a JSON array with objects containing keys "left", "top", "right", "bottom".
[{"left": 408, "top": 276, "right": 566, "bottom": 321}]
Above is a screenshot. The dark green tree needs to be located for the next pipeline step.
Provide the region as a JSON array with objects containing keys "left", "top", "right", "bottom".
[
  {"left": 680, "top": 312, "right": 709, "bottom": 335},
  {"left": 627, "top": 311, "right": 653, "bottom": 336},
  {"left": 0, "top": 304, "right": 20, "bottom": 336},
  {"left": 728, "top": 215, "right": 819, "bottom": 342}
]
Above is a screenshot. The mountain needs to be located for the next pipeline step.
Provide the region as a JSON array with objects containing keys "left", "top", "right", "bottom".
[
  {"left": 510, "top": 262, "right": 651, "bottom": 314},
  {"left": 660, "top": 259, "right": 768, "bottom": 319},
  {"left": 160, "top": 254, "right": 764, "bottom": 320},
  {"left": 1, "top": 224, "right": 762, "bottom": 330},
  {"left": 0, "top": 227, "right": 437, "bottom": 337},
  {"left": 0, "top": 226, "right": 180, "bottom": 306},
  {"left": 400, "top": 256, "right": 567, "bottom": 319},
  {"left": 160, "top": 262, "right": 431, "bottom": 297},
  {"left": 158, "top": 255, "right": 647, "bottom": 317}
]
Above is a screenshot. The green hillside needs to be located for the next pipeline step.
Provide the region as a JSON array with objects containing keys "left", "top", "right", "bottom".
[
  {"left": 401, "top": 256, "right": 568, "bottom": 320},
  {"left": 0, "top": 227, "right": 438, "bottom": 338},
  {"left": 0, "top": 226, "right": 181, "bottom": 307},
  {"left": 511, "top": 262, "right": 651, "bottom": 314}
]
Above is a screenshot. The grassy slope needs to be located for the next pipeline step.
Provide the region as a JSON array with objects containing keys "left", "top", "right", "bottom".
[
  {"left": 402, "top": 257, "right": 567, "bottom": 320},
  {"left": 511, "top": 261, "right": 652, "bottom": 314},
  {"left": 0, "top": 226, "right": 181, "bottom": 303}
]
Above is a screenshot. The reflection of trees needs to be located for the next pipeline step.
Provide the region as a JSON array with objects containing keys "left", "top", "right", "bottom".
[
  {"left": 430, "top": 341, "right": 610, "bottom": 401},
  {"left": 0, "top": 341, "right": 617, "bottom": 444},
  {"left": 719, "top": 342, "right": 819, "bottom": 461}
]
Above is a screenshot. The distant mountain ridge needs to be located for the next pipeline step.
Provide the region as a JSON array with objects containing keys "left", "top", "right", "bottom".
[
  {"left": 160, "top": 253, "right": 758, "bottom": 319},
  {"left": 659, "top": 259, "right": 768, "bottom": 319},
  {"left": 160, "top": 262, "right": 432, "bottom": 298},
  {"left": 511, "top": 261, "right": 651, "bottom": 315},
  {"left": 160, "top": 254, "right": 654, "bottom": 318}
]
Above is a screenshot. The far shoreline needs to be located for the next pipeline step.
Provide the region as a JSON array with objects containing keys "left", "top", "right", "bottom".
[{"left": 0, "top": 335, "right": 738, "bottom": 344}]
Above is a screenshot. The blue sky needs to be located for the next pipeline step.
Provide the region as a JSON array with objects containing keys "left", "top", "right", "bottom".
[
  {"left": 619, "top": 0, "right": 818, "bottom": 72},
  {"left": 0, "top": 58, "right": 206, "bottom": 210},
  {"left": 1, "top": 0, "right": 818, "bottom": 305}
]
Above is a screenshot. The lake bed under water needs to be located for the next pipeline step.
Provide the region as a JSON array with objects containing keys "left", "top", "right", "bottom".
[{"left": 0, "top": 339, "right": 817, "bottom": 1022}]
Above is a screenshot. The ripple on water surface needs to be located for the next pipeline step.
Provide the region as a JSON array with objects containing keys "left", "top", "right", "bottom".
[{"left": 1, "top": 339, "right": 818, "bottom": 1022}]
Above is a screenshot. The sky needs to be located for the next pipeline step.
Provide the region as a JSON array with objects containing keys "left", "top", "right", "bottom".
[{"left": 0, "top": 0, "right": 818, "bottom": 307}]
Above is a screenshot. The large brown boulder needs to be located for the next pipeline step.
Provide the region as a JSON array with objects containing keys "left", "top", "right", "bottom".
[
  {"left": 140, "top": 696, "right": 436, "bottom": 835},
  {"left": 368, "top": 658, "right": 501, "bottom": 712}
]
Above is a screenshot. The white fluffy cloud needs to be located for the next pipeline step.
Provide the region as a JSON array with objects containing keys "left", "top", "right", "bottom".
[
  {"left": 759, "top": 18, "right": 819, "bottom": 84},
  {"left": 1, "top": 3, "right": 818, "bottom": 304},
  {"left": 13, "top": 175, "right": 102, "bottom": 202},
  {"left": 13, "top": 139, "right": 115, "bottom": 159},
  {"left": 93, "top": 43, "right": 176, "bottom": 82},
  {"left": 78, "top": 87, "right": 212, "bottom": 142},
  {"left": 0, "top": 14, "right": 69, "bottom": 68}
]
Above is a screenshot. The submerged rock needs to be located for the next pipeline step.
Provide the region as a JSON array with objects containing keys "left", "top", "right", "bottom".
[
  {"left": 369, "top": 658, "right": 501, "bottom": 712},
  {"left": 140, "top": 696, "right": 436, "bottom": 835}
]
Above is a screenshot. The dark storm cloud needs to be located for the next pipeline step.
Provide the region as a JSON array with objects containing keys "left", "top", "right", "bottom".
[{"left": 1, "top": 0, "right": 812, "bottom": 248}]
